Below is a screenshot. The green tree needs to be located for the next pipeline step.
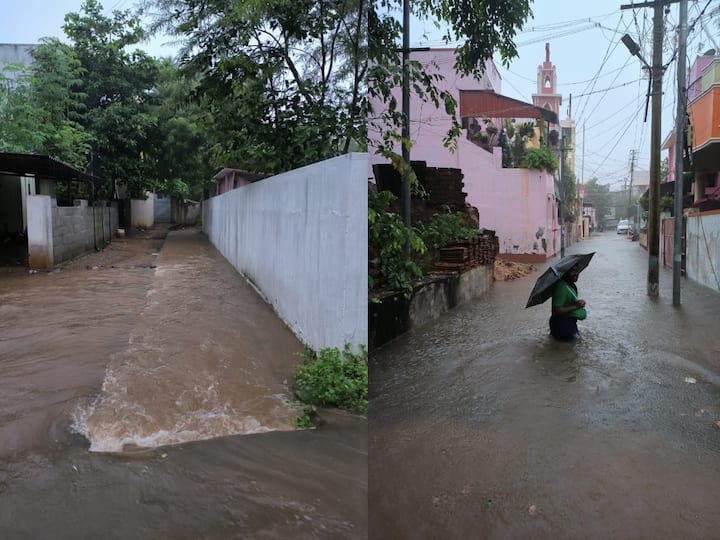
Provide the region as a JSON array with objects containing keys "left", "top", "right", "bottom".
[
  {"left": 0, "top": 40, "right": 93, "bottom": 168},
  {"left": 583, "top": 177, "right": 611, "bottom": 225},
  {"left": 63, "top": 0, "right": 162, "bottom": 198},
  {"left": 144, "top": 59, "right": 215, "bottom": 200}
]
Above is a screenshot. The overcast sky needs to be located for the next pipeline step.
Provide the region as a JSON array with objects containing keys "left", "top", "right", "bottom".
[
  {"left": 3, "top": 0, "right": 718, "bottom": 190},
  {"left": 412, "top": 0, "right": 720, "bottom": 190},
  {"left": 0, "top": 0, "right": 177, "bottom": 59}
]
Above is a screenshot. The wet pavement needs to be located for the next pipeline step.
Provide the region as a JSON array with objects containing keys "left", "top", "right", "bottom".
[
  {"left": 369, "top": 232, "right": 720, "bottom": 539},
  {"left": 0, "top": 227, "right": 366, "bottom": 539}
]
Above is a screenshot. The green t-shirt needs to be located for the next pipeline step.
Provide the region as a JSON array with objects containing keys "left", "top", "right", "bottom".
[{"left": 552, "top": 279, "right": 587, "bottom": 320}]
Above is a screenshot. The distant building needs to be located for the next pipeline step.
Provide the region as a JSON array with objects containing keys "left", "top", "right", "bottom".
[{"left": 0, "top": 43, "right": 36, "bottom": 82}]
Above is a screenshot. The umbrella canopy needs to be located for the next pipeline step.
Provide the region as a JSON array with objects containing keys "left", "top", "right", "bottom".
[{"left": 525, "top": 252, "right": 595, "bottom": 308}]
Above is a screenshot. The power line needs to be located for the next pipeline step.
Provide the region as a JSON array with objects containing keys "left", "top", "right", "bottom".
[{"left": 575, "top": 14, "right": 631, "bottom": 125}]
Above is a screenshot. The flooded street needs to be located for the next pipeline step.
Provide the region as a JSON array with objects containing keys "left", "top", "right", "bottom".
[
  {"left": 370, "top": 232, "right": 720, "bottom": 539},
  {"left": 0, "top": 228, "right": 366, "bottom": 539}
]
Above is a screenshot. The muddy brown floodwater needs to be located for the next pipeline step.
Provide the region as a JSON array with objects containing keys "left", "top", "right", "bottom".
[
  {"left": 0, "top": 227, "right": 366, "bottom": 539},
  {"left": 370, "top": 232, "right": 720, "bottom": 540}
]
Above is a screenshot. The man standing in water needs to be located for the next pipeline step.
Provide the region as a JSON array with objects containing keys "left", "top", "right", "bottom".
[{"left": 549, "top": 264, "right": 586, "bottom": 341}]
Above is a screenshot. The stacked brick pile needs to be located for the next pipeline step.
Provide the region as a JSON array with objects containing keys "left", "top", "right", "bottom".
[
  {"left": 422, "top": 168, "right": 467, "bottom": 211},
  {"left": 430, "top": 230, "right": 499, "bottom": 274}
]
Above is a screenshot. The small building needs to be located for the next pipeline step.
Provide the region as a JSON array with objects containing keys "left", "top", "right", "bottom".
[
  {"left": 211, "top": 168, "right": 272, "bottom": 196},
  {"left": 0, "top": 152, "right": 116, "bottom": 268}
]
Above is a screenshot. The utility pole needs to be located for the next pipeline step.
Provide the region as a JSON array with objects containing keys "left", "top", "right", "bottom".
[
  {"left": 621, "top": 0, "right": 680, "bottom": 297},
  {"left": 558, "top": 143, "right": 565, "bottom": 257},
  {"left": 401, "top": 0, "right": 411, "bottom": 256},
  {"left": 672, "top": 0, "right": 688, "bottom": 306},
  {"left": 581, "top": 123, "right": 585, "bottom": 184},
  {"left": 647, "top": 0, "right": 663, "bottom": 297},
  {"left": 629, "top": 149, "right": 636, "bottom": 220}
]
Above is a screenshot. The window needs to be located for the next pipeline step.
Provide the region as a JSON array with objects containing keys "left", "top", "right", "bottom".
[
  {"left": 544, "top": 76, "right": 551, "bottom": 88},
  {"left": 706, "top": 173, "right": 718, "bottom": 188}
]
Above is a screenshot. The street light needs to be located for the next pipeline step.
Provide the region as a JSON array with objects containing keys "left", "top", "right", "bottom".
[{"left": 621, "top": 34, "right": 646, "bottom": 65}]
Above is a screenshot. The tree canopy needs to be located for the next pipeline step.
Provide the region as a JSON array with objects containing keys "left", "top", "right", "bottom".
[
  {"left": 582, "top": 178, "right": 612, "bottom": 224},
  {"left": 143, "top": 0, "right": 367, "bottom": 173}
]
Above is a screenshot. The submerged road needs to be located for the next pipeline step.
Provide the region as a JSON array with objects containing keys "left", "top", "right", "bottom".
[
  {"left": 0, "top": 227, "right": 366, "bottom": 540},
  {"left": 370, "top": 232, "right": 720, "bottom": 539}
]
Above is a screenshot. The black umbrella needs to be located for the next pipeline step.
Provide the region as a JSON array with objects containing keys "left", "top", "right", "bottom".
[{"left": 525, "top": 252, "right": 595, "bottom": 308}]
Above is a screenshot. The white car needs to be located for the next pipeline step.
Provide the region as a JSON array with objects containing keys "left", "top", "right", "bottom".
[{"left": 617, "top": 219, "right": 630, "bottom": 234}]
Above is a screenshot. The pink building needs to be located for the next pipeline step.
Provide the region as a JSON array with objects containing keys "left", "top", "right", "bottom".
[
  {"left": 212, "top": 168, "right": 272, "bottom": 196},
  {"left": 369, "top": 49, "right": 561, "bottom": 262}
]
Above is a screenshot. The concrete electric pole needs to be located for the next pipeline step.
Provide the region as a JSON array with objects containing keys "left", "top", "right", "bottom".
[
  {"left": 401, "top": 0, "right": 411, "bottom": 256},
  {"left": 672, "top": 0, "right": 688, "bottom": 306},
  {"left": 621, "top": 0, "right": 681, "bottom": 297}
]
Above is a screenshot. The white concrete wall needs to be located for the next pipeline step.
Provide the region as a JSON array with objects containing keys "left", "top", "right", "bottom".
[
  {"left": 685, "top": 211, "right": 720, "bottom": 291},
  {"left": 131, "top": 194, "right": 155, "bottom": 228},
  {"left": 203, "top": 153, "right": 368, "bottom": 352},
  {"left": 27, "top": 195, "right": 53, "bottom": 269}
]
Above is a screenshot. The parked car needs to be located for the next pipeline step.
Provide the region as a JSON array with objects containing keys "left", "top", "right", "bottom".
[{"left": 616, "top": 219, "right": 630, "bottom": 234}]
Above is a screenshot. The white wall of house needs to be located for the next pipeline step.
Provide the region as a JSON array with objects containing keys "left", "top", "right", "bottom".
[
  {"left": 131, "top": 194, "right": 155, "bottom": 228},
  {"left": 685, "top": 210, "right": 720, "bottom": 292},
  {"left": 27, "top": 195, "right": 53, "bottom": 268},
  {"left": 203, "top": 153, "right": 368, "bottom": 352}
]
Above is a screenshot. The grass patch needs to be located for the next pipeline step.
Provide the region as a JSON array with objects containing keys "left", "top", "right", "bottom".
[{"left": 293, "top": 344, "right": 368, "bottom": 427}]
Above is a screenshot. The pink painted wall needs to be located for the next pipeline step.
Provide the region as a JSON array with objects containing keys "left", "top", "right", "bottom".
[
  {"left": 687, "top": 55, "right": 715, "bottom": 103},
  {"left": 369, "top": 48, "right": 560, "bottom": 260}
]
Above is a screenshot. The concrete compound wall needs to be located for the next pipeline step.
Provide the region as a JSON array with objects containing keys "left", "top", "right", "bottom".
[
  {"left": 131, "top": 194, "right": 154, "bottom": 229},
  {"left": 27, "top": 195, "right": 118, "bottom": 268},
  {"left": 27, "top": 195, "right": 53, "bottom": 268},
  {"left": 685, "top": 210, "right": 720, "bottom": 292},
  {"left": 203, "top": 153, "right": 368, "bottom": 352},
  {"left": 369, "top": 265, "right": 495, "bottom": 351}
]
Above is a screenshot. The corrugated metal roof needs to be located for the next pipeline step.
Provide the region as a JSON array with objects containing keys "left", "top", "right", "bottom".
[
  {"left": 459, "top": 90, "right": 559, "bottom": 124},
  {"left": 0, "top": 152, "right": 98, "bottom": 184}
]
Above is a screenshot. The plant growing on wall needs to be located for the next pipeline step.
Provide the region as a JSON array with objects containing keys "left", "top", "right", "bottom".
[
  {"left": 368, "top": 188, "right": 426, "bottom": 297},
  {"left": 414, "top": 208, "right": 478, "bottom": 268},
  {"left": 521, "top": 146, "right": 557, "bottom": 172},
  {"left": 292, "top": 344, "right": 368, "bottom": 428}
]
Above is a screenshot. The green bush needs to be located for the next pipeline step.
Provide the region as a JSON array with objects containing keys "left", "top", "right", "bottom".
[
  {"left": 368, "top": 188, "right": 426, "bottom": 297},
  {"left": 293, "top": 345, "right": 368, "bottom": 420},
  {"left": 520, "top": 147, "right": 558, "bottom": 172},
  {"left": 416, "top": 209, "right": 477, "bottom": 252}
]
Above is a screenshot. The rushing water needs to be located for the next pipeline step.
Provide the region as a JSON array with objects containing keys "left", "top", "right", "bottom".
[
  {"left": 370, "top": 232, "right": 720, "bottom": 540},
  {"left": 0, "top": 228, "right": 366, "bottom": 539}
]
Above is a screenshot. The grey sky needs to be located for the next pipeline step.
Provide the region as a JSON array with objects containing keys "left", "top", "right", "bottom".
[{"left": 0, "top": 0, "right": 177, "bottom": 59}]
